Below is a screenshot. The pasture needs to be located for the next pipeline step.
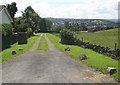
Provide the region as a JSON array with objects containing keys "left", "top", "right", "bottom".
[{"left": 76, "top": 28, "right": 118, "bottom": 49}]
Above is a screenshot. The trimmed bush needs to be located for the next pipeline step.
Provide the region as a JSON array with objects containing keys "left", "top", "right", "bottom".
[
  {"left": 60, "top": 29, "right": 76, "bottom": 45},
  {"left": 2, "top": 34, "right": 18, "bottom": 50},
  {"left": 18, "top": 32, "right": 28, "bottom": 44}
]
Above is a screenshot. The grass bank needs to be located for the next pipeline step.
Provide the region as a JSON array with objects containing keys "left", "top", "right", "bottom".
[
  {"left": 37, "top": 34, "right": 48, "bottom": 50},
  {"left": 0, "top": 33, "right": 40, "bottom": 62},
  {"left": 76, "top": 28, "right": 118, "bottom": 49},
  {"left": 47, "top": 33, "right": 119, "bottom": 79}
]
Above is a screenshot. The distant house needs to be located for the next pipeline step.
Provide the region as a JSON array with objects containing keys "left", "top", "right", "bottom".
[{"left": 0, "top": 5, "right": 13, "bottom": 24}]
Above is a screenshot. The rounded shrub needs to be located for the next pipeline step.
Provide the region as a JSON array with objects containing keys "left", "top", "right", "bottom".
[{"left": 60, "top": 29, "right": 76, "bottom": 45}]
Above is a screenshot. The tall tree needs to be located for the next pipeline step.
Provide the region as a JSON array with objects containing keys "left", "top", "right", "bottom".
[
  {"left": 40, "top": 19, "right": 47, "bottom": 32},
  {"left": 45, "top": 19, "right": 52, "bottom": 31},
  {"left": 14, "top": 5, "right": 51, "bottom": 33},
  {"left": 22, "top": 6, "right": 40, "bottom": 32},
  {"left": 6, "top": 2, "right": 17, "bottom": 22}
]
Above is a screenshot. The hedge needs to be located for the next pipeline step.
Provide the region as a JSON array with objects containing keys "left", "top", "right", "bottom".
[{"left": 2, "top": 24, "right": 13, "bottom": 36}]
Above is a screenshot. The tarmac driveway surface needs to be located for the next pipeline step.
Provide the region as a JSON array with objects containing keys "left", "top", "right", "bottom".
[{"left": 2, "top": 34, "right": 117, "bottom": 83}]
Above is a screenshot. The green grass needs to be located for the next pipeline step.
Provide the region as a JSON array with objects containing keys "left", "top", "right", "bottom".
[
  {"left": 47, "top": 33, "right": 119, "bottom": 79},
  {"left": 0, "top": 33, "right": 40, "bottom": 62},
  {"left": 37, "top": 34, "right": 48, "bottom": 51},
  {"left": 76, "top": 28, "right": 118, "bottom": 49}
]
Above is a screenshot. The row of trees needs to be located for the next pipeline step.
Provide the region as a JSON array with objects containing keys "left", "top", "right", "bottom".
[
  {"left": 5, "top": 2, "right": 52, "bottom": 36},
  {"left": 14, "top": 6, "right": 52, "bottom": 34}
]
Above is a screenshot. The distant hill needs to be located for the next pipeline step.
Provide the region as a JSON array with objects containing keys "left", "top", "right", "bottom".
[
  {"left": 45, "top": 18, "right": 117, "bottom": 28},
  {"left": 107, "top": 19, "right": 118, "bottom": 23}
]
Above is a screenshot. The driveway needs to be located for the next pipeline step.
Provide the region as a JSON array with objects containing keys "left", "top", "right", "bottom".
[{"left": 2, "top": 34, "right": 117, "bottom": 83}]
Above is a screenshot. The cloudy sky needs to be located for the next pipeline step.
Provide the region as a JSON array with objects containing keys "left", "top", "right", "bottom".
[{"left": 0, "top": 0, "right": 119, "bottom": 19}]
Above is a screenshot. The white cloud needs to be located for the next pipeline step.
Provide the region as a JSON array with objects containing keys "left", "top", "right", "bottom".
[{"left": 0, "top": 0, "right": 119, "bottom": 19}]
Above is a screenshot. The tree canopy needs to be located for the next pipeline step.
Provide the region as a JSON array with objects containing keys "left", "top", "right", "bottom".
[
  {"left": 6, "top": 2, "right": 18, "bottom": 22},
  {"left": 14, "top": 6, "right": 52, "bottom": 33}
]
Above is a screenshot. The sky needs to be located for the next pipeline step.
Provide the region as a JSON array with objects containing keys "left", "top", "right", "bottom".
[{"left": 0, "top": 0, "right": 119, "bottom": 19}]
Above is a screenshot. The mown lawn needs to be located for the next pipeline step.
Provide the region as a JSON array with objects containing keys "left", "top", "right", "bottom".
[
  {"left": 76, "top": 28, "right": 118, "bottom": 49},
  {"left": 0, "top": 33, "right": 40, "bottom": 62},
  {"left": 37, "top": 34, "right": 48, "bottom": 50},
  {"left": 47, "top": 33, "right": 119, "bottom": 79}
]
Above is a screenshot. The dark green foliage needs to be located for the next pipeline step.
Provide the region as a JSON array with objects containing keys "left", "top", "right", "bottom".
[
  {"left": 64, "top": 21, "right": 69, "bottom": 29},
  {"left": 6, "top": 2, "right": 17, "bottom": 23},
  {"left": 45, "top": 19, "right": 52, "bottom": 31},
  {"left": 54, "top": 25, "right": 65, "bottom": 33},
  {"left": 2, "top": 34, "right": 18, "bottom": 50},
  {"left": 81, "top": 23, "right": 87, "bottom": 31},
  {"left": 60, "top": 29, "right": 75, "bottom": 45},
  {"left": 21, "top": 6, "right": 52, "bottom": 32},
  {"left": 39, "top": 18, "right": 47, "bottom": 32},
  {"left": 14, "top": 17, "right": 27, "bottom": 32},
  {"left": 17, "top": 23, "right": 27, "bottom": 32},
  {"left": 27, "top": 28, "right": 33, "bottom": 37},
  {"left": 13, "top": 5, "right": 52, "bottom": 33},
  {"left": 22, "top": 6, "right": 43, "bottom": 32},
  {"left": 22, "top": 6, "right": 36, "bottom": 31},
  {"left": 18, "top": 32, "right": 28, "bottom": 44},
  {"left": 2, "top": 24, "right": 12, "bottom": 36}
]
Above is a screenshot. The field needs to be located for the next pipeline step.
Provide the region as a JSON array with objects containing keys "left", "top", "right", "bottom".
[
  {"left": 47, "top": 33, "right": 119, "bottom": 79},
  {"left": 76, "top": 28, "right": 118, "bottom": 49},
  {"left": 37, "top": 34, "right": 48, "bottom": 50},
  {"left": 0, "top": 34, "right": 40, "bottom": 62}
]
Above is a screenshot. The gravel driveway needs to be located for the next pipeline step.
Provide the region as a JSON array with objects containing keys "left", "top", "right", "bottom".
[{"left": 2, "top": 34, "right": 117, "bottom": 83}]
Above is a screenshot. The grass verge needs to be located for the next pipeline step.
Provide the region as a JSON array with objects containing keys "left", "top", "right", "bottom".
[
  {"left": 37, "top": 34, "right": 48, "bottom": 51},
  {"left": 47, "top": 33, "right": 119, "bottom": 79},
  {"left": 0, "top": 33, "right": 40, "bottom": 62}
]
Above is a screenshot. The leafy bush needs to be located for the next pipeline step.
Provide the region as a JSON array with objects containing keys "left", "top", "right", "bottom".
[
  {"left": 14, "top": 17, "right": 28, "bottom": 32},
  {"left": 27, "top": 28, "right": 33, "bottom": 37},
  {"left": 2, "top": 24, "right": 13, "bottom": 36},
  {"left": 16, "top": 23, "right": 27, "bottom": 32},
  {"left": 60, "top": 29, "right": 76, "bottom": 45}
]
